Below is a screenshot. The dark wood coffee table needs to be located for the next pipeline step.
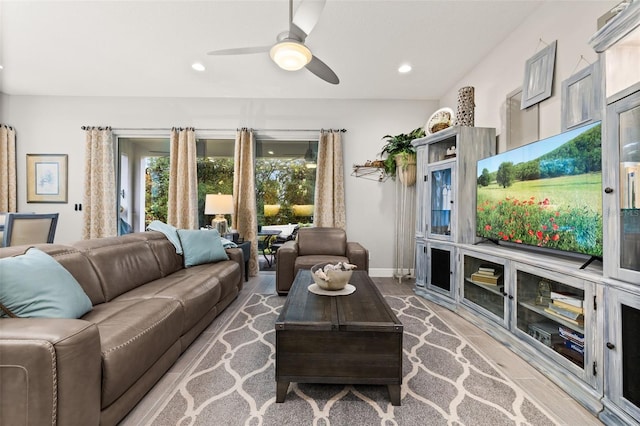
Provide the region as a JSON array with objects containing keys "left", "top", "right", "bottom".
[{"left": 275, "top": 270, "right": 403, "bottom": 405}]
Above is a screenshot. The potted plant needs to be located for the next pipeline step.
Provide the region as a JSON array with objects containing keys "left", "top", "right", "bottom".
[{"left": 380, "top": 127, "right": 426, "bottom": 186}]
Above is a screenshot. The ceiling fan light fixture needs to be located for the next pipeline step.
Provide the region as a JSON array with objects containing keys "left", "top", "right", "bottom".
[{"left": 270, "top": 40, "right": 312, "bottom": 71}]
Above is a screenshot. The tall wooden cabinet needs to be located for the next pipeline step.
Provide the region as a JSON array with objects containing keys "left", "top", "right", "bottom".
[
  {"left": 590, "top": 2, "right": 640, "bottom": 424},
  {"left": 409, "top": 4, "right": 640, "bottom": 423},
  {"left": 412, "top": 126, "right": 495, "bottom": 308}
]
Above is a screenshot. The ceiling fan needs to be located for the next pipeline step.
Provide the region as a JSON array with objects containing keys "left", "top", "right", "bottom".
[{"left": 207, "top": 0, "right": 339, "bottom": 85}]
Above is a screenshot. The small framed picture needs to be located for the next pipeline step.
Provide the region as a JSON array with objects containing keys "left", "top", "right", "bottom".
[
  {"left": 26, "top": 154, "right": 68, "bottom": 203},
  {"left": 561, "top": 60, "right": 602, "bottom": 131},
  {"left": 521, "top": 40, "right": 557, "bottom": 110}
]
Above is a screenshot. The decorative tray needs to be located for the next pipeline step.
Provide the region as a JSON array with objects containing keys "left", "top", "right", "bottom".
[{"left": 308, "top": 283, "right": 356, "bottom": 296}]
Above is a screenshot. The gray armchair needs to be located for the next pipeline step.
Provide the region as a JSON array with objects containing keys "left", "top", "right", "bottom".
[{"left": 275, "top": 227, "right": 369, "bottom": 295}]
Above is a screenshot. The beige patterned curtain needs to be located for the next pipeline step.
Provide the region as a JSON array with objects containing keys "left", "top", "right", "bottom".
[
  {"left": 232, "top": 128, "right": 259, "bottom": 277},
  {"left": 82, "top": 127, "right": 117, "bottom": 239},
  {"left": 0, "top": 125, "right": 17, "bottom": 212},
  {"left": 314, "top": 130, "right": 346, "bottom": 228},
  {"left": 167, "top": 127, "right": 198, "bottom": 229}
]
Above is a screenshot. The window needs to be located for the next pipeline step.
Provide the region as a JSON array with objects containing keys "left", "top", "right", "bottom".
[
  {"left": 255, "top": 139, "right": 318, "bottom": 226},
  {"left": 117, "top": 136, "right": 318, "bottom": 233},
  {"left": 118, "top": 137, "right": 235, "bottom": 233}
]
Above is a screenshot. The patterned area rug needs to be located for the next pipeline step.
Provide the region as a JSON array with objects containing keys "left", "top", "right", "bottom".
[{"left": 148, "top": 294, "right": 557, "bottom": 425}]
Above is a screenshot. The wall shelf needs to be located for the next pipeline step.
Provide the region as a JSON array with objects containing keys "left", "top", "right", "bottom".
[{"left": 351, "top": 166, "right": 388, "bottom": 182}]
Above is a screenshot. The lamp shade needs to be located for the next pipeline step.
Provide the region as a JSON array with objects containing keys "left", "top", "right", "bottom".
[
  {"left": 270, "top": 40, "right": 312, "bottom": 71},
  {"left": 205, "top": 194, "right": 234, "bottom": 215}
]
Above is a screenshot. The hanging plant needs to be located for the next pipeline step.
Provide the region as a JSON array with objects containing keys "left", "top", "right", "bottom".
[{"left": 379, "top": 127, "right": 426, "bottom": 177}]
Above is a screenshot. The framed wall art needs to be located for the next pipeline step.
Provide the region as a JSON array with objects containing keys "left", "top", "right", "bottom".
[
  {"left": 26, "top": 154, "right": 68, "bottom": 203},
  {"left": 561, "top": 60, "right": 603, "bottom": 131},
  {"left": 521, "top": 40, "right": 557, "bottom": 110},
  {"left": 506, "top": 87, "right": 539, "bottom": 150}
]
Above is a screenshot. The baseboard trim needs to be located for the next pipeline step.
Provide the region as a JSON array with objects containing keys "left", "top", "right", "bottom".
[{"left": 369, "top": 268, "right": 414, "bottom": 278}]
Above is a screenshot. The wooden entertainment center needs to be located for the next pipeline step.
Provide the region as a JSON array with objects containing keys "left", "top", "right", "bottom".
[{"left": 412, "top": 3, "right": 640, "bottom": 424}]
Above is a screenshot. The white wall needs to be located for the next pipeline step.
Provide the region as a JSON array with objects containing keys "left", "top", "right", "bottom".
[
  {"left": 3, "top": 95, "right": 436, "bottom": 274},
  {"left": 440, "top": 1, "right": 616, "bottom": 150}
]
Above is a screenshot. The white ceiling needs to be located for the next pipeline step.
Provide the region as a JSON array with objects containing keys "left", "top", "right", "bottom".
[{"left": 0, "top": 0, "right": 548, "bottom": 100}]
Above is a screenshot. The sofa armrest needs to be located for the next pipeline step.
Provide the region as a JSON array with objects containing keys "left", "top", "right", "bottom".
[
  {"left": 0, "top": 319, "right": 102, "bottom": 426},
  {"left": 275, "top": 240, "right": 299, "bottom": 295},
  {"left": 225, "top": 247, "right": 244, "bottom": 283},
  {"left": 346, "top": 242, "right": 369, "bottom": 273},
  {"left": 225, "top": 247, "right": 243, "bottom": 267}
]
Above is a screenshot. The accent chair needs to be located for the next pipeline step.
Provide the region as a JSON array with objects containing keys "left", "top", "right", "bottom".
[{"left": 275, "top": 226, "right": 369, "bottom": 295}]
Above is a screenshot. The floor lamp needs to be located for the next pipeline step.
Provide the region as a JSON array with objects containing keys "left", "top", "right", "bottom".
[{"left": 205, "top": 194, "right": 234, "bottom": 235}]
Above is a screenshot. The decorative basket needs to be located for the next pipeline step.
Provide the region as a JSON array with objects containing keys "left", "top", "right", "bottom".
[
  {"left": 430, "top": 122, "right": 450, "bottom": 133},
  {"left": 310, "top": 262, "right": 353, "bottom": 291},
  {"left": 426, "top": 107, "right": 455, "bottom": 135}
]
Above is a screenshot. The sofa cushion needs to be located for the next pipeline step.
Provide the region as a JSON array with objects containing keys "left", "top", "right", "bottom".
[
  {"left": 297, "top": 227, "right": 347, "bottom": 256},
  {"left": 82, "top": 298, "right": 183, "bottom": 408},
  {"left": 177, "top": 229, "right": 228, "bottom": 267},
  {"left": 0, "top": 248, "right": 93, "bottom": 318},
  {"left": 114, "top": 270, "right": 222, "bottom": 334},
  {"left": 73, "top": 235, "right": 165, "bottom": 301}
]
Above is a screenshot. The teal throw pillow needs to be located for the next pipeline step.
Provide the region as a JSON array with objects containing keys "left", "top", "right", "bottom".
[
  {"left": 177, "top": 229, "right": 229, "bottom": 267},
  {"left": 0, "top": 248, "right": 93, "bottom": 318},
  {"left": 147, "top": 220, "right": 183, "bottom": 255}
]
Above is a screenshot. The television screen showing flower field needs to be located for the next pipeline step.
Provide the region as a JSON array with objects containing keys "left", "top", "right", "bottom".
[{"left": 476, "top": 122, "right": 602, "bottom": 257}]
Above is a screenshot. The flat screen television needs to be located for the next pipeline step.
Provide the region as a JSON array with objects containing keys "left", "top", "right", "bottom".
[{"left": 476, "top": 121, "right": 603, "bottom": 258}]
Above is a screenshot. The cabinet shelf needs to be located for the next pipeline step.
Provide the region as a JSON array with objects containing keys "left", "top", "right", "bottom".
[
  {"left": 518, "top": 300, "right": 584, "bottom": 333},
  {"left": 465, "top": 278, "right": 504, "bottom": 296}
]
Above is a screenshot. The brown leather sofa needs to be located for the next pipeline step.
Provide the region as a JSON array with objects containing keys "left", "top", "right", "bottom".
[
  {"left": 0, "top": 231, "right": 243, "bottom": 426},
  {"left": 275, "top": 227, "right": 369, "bottom": 295}
]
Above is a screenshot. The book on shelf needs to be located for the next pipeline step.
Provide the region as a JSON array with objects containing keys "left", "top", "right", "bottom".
[
  {"left": 547, "top": 303, "right": 584, "bottom": 321},
  {"left": 558, "top": 326, "right": 584, "bottom": 345},
  {"left": 478, "top": 265, "right": 496, "bottom": 274},
  {"left": 550, "top": 291, "right": 583, "bottom": 308},
  {"left": 475, "top": 270, "right": 496, "bottom": 276},
  {"left": 555, "top": 345, "right": 584, "bottom": 367},
  {"left": 551, "top": 299, "right": 584, "bottom": 315},
  {"left": 563, "top": 340, "right": 585, "bottom": 355},
  {"left": 470, "top": 272, "right": 503, "bottom": 285},
  {"left": 544, "top": 307, "right": 584, "bottom": 326}
]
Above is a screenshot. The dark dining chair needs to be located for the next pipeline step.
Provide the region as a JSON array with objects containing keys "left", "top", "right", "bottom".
[{"left": 1, "top": 213, "right": 59, "bottom": 247}]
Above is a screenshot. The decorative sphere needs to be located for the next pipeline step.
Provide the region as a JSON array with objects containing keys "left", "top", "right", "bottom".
[{"left": 310, "top": 262, "right": 353, "bottom": 291}]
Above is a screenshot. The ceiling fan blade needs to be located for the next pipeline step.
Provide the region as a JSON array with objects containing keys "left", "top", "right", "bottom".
[
  {"left": 207, "top": 46, "right": 271, "bottom": 56},
  {"left": 291, "top": 0, "right": 326, "bottom": 39},
  {"left": 305, "top": 55, "right": 339, "bottom": 85}
]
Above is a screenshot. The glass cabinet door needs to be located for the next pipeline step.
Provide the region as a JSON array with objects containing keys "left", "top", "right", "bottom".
[
  {"left": 619, "top": 103, "right": 640, "bottom": 273},
  {"left": 461, "top": 251, "right": 508, "bottom": 327},
  {"left": 428, "top": 164, "right": 453, "bottom": 238},
  {"left": 605, "top": 287, "right": 640, "bottom": 423}
]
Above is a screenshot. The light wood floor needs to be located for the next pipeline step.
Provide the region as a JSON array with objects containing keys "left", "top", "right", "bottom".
[{"left": 121, "top": 273, "right": 603, "bottom": 425}]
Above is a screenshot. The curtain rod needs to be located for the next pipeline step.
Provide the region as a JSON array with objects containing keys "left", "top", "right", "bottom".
[{"left": 81, "top": 126, "right": 346, "bottom": 133}]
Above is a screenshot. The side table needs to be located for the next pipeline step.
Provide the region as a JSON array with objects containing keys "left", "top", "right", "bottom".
[{"left": 237, "top": 241, "right": 251, "bottom": 282}]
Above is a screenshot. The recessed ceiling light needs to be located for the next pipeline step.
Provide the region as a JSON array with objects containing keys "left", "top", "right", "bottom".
[
  {"left": 192, "top": 62, "right": 205, "bottom": 72},
  {"left": 398, "top": 64, "right": 412, "bottom": 74}
]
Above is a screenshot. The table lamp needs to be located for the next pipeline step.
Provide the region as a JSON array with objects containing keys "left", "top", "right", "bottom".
[{"left": 204, "top": 194, "right": 234, "bottom": 234}]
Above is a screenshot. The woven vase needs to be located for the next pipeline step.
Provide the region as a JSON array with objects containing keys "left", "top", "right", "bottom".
[{"left": 456, "top": 86, "right": 475, "bottom": 127}]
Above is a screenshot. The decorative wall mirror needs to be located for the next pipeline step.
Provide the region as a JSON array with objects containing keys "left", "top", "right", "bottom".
[
  {"left": 521, "top": 40, "right": 557, "bottom": 110},
  {"left": 506, "top": 88, "right": 539, "bottom": 150},
  {"left": 561, "top": 60, "right": 603, "bottom": 131}
]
